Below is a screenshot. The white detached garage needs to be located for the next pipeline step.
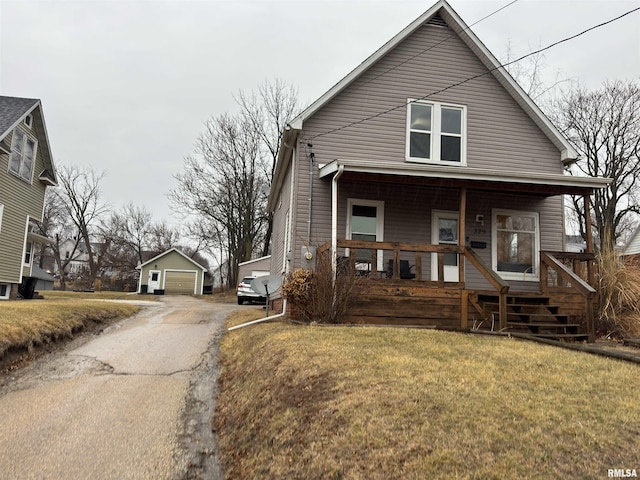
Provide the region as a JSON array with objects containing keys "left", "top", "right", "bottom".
[{"left": 137, "top": 248, "right": 207, "bottom": 295}]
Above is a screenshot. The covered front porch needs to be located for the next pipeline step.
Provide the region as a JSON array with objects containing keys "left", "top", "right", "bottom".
[
  {"left": 315, "top": 159, "right": 608, "bottom": 341},
  {"left": 318, "top": 239, "right": 596, "bottom": 341}
]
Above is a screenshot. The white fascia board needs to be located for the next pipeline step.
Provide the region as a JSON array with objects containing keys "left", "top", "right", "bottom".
[
  {"left": 238, "top": 255, "right": 272, "bottom": 266},
  {"left": 318, "top": 159, "right": 611, "bottom": 190},
  {"left": 267, "top": 128, "right": 299, "bottom": 212}
]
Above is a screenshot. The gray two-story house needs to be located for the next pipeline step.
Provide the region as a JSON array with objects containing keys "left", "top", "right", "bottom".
[
  {"left": 267, "top": 1, "right": 610, "bottom": 339},
  {"left": 0, "top": 96, "right": 57, "bottom": 299}
]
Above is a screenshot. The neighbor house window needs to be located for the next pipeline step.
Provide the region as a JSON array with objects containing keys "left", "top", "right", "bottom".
[
  {"left": 406, "top": 100, "right": 466, "bottom": 164},
  {"left": 24, "top": 114, "right": 33, "bottom": 129},
  {"left": 24, "top": 241, "right": 33, "bottom": 266},
  {"left": 0, "top": 284, "right": 9, "bottom": 300},
  {"left": 492, "top": 209, "right": 540, "bottom": 281},
  {"left": 346, "top": 199, "right": 384, "bottom": 271},
  {"left": 9, "top": 128, "right": 37, "bottom": 182}
]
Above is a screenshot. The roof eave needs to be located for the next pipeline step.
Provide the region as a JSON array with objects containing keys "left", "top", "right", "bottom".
[
  {"left": 267, "top": 127, "right": 300, "bottom": 212},
  {"left": 319, "top": 159, "right": 612, "bottom": 192}
]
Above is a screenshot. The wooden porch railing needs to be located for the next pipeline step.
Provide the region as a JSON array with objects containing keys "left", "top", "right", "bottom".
[
  {"left": 318, "top": 240, "right": 509, "bottom": 329},
  {"left": 540, "top": 252, "right": 597, "bottom": 341}
]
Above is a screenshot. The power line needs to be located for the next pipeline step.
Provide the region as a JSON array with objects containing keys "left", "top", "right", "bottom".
[
  {"left": 310, "top": 6, "right": 640, "bottom": 141},
  {"left": 362, "top": 0, "right": 520, "bottom": 87}
]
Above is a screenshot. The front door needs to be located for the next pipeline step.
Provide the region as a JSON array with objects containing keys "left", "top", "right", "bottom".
[
  {"left": 431, "top": 211, "right": 459, "bottom": 282},
  {"left": 148, "top": 270, "right": 161, "bottom": 293}
]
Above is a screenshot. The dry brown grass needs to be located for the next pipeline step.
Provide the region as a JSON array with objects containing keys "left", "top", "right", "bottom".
[
  {"left": 216, "top": 322, "right": 640, "bottom": 479},
  {"left": 596, "top": 248, "right": 640, "bottom": 337},
  {"left": 0, "top": 297, "right": 140, "bottom": 359},
  {"left": 43, "top": 290, "right": 156, "bottom": 301}
]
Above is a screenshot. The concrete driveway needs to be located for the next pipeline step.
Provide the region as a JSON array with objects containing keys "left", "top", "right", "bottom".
[{"left": 0, "top": 296, "right": 240, "bottom": 480}]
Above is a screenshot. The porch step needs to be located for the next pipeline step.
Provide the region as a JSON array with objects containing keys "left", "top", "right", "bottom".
[
  {"left": 524, "top": 333, "right": 590, "bottom": 341},
  {"left": 473, "top": 292, "right": 587, "bottom": 341}
]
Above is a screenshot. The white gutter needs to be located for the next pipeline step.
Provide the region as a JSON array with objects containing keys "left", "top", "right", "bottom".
[
  {"left": 331, "top": 165, "right": 345, "bottom": 277},
  {"left": 318, "top": 159, "right": 611, "bottom": 190},
  {"left": 228, "top": 298, "right": 287, "bottom": 331}
]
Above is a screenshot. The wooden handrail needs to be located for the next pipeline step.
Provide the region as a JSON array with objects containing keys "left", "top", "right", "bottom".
[
  {"left": 336, "top": 239, "right": 463, "bottom": 254},
  {"left": 541, "top": 252, "right": 596, "bottom": 342},
  {"left": 540, "top": 252, "right": 595, "bottom": 297},
  {"left": 317, "top": 241, "right": 332, "bottom": 254},
  {"left": 464, "top": 246, "right": 509, "bottom": 330},
  {"left": 464, "top": 247, "right": 509, "bottom": 294}
]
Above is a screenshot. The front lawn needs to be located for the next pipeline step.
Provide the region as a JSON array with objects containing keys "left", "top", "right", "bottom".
[
  {"left": 216, "top": 318, "right": 639, "bottom": 479},
  {"left": 0, "top": 294, "right": 140, "bottom": 361}
]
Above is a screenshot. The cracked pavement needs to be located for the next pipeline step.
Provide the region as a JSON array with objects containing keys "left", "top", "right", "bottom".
[{"left": 0, "top": 296, "right": 240, "bottom": 480}]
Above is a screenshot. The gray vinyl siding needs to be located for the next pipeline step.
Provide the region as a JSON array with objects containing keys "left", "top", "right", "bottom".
[
  {"left": 290, "top": 20, "right": 566, "bottom": 281},
  {"left": 0, "top": 117, "right": 49, "bottom": 284},
  {"left": 270, "top": 157, "right": 294, "bottom": 276},
  {"left": 301, "top": 22, "right": 561, "bottom": 173}
]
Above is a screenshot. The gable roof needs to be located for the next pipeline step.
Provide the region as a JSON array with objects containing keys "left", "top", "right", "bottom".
[
  {"left": 291, "top": 0, "right": 577, "bottom": 156},
  {"left": 0, "top": 95, "right": 57, "bottom": 185},
  {"left": 137, "top": 247, "right": 208, "bottom": 272}
]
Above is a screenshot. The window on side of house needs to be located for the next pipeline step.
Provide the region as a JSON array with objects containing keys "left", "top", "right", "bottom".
[
  {"left": 9, "top": 128, "right": 38, "bottom": 182},
  {"left": 406, "top": 100, "right": 466, "bottom": 165},
  {"left": 0, "top": 284, "right": 10, "bottom": 300},
  {"left": 0, "top": 204, "right": 4, "bottom": 233},
  {"left": 492, "top": 209, "right": 540, "bottom": 281},
  {"left": 24, "top": 241, "right": 33, "bottom": 266},
  {"left": 346, "top": 199, "right": 384, "bottom": 271}
]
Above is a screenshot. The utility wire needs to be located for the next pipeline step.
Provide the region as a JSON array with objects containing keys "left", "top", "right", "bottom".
[
  {"left": 362, "top": 0, "right": 520, "bottom": 87},
  {"left": 310, "top": 6, "right": 640, "bottom": 141}
]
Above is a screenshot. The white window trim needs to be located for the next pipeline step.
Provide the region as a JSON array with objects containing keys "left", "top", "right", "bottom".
[
  {"left": 0, "top": 204, "right": 4, "bottom": 233},
  {"left": 346, "top": 198, "right": 385, "bottom": 272},
  {"left": 0, "top": 284, "right": 10, "bottom": 300},
  {"left": 406, "top": 99, "right": 467, "bottom": 166},
  {"left": 24, "top": 241, "right": 33, "bottom": 267},
  {"left": 491, "top": 209, "right": 540, "bottom": 282},
  {"left": 8, "top": 127, "right": 38, "bottom": 184}
]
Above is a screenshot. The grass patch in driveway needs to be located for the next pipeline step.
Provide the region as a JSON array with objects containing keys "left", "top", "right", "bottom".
[
  {"left": 216, "top": 323, "right": 640, "bottom": 479},
  {"left": 0, "top": 297, "right": 140, "bottom": 361},
  {"left": 43, "top": 290, "right": 156, "bottom": 301}
]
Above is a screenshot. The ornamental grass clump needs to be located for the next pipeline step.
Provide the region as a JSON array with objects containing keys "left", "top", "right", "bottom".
[
  {"left": 596, "top": 246, "right": 640, "bottom": 338},
  {"left": 281, "top": 253, "right": 362, "bottom": 324}
]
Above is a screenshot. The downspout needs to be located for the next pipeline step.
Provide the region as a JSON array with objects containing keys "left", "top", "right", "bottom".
[
  {"left": 285, "top": 144, "right": 296, "bottom": 273},
  {"left": 331, "top": 165, "right": 345, "bottom": 279},
  {"left": 228, "top": 299, "right": 287, "bottom": 331},
  {"left": 307, "top": 150, "right": 314, "bottom": 245}
]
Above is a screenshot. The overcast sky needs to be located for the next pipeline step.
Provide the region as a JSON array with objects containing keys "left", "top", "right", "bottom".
[{"left": 1, "top": 0, "right": 638, "bottom": 228}]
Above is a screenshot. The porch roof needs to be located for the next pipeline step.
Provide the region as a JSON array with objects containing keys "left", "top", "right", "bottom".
[{"left": 318, "top": 159, "right": 611, "bottom": 196}]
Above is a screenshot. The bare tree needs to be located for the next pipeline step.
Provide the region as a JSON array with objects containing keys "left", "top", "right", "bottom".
[
  {"left": 35, "top": 188, "right": 81, "bottom": 290},
  {"left": 236, "top": 78, "right": 301, "bottom": 256},
  {"left": 169, "top": 113, "right": 267, "bottom": 287},
  {"left": 552, "top": 79, "right": 640, "bottom": 250},
  {"left": 56, "top": 164, "right": 110, "bottom": 287}
]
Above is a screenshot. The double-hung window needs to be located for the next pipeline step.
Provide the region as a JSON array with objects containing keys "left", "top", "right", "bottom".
[
  {"left": 9, "top": 128, "right": 37, "bottom": 182},
  {"left": 492, "top": 209, "right": 540, "bottom": 281},
  {"left": 406, "top": 100, "right": 466, "bottom": 165}
]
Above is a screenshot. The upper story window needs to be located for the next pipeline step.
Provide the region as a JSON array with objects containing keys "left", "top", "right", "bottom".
[
  {"left": 24, "top": 114, "right": 33, "bottom": 129},
  {"left": 406, "top": 100, "right": 466, "bottom": 165},
  {"left": 9, "top": 128, "right": 38, "bottom": 183}
]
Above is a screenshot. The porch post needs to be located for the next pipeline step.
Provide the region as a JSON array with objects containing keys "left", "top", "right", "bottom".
[
  {"left": 331, "top": 166, "right": 345, "bottom": 282},
  {"left": 584, "top": 193, "right": 595, "bottom": 285},
  {"left": 459, "top": 187, "right": 467, "bottom": 328},
  {"left": 458, "top": 187, "right": 467, "bottom": 283}
]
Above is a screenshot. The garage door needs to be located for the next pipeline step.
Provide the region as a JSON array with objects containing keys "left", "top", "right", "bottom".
[{"left": 164, "top": 271, "right": 197, "bottom": 294}]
